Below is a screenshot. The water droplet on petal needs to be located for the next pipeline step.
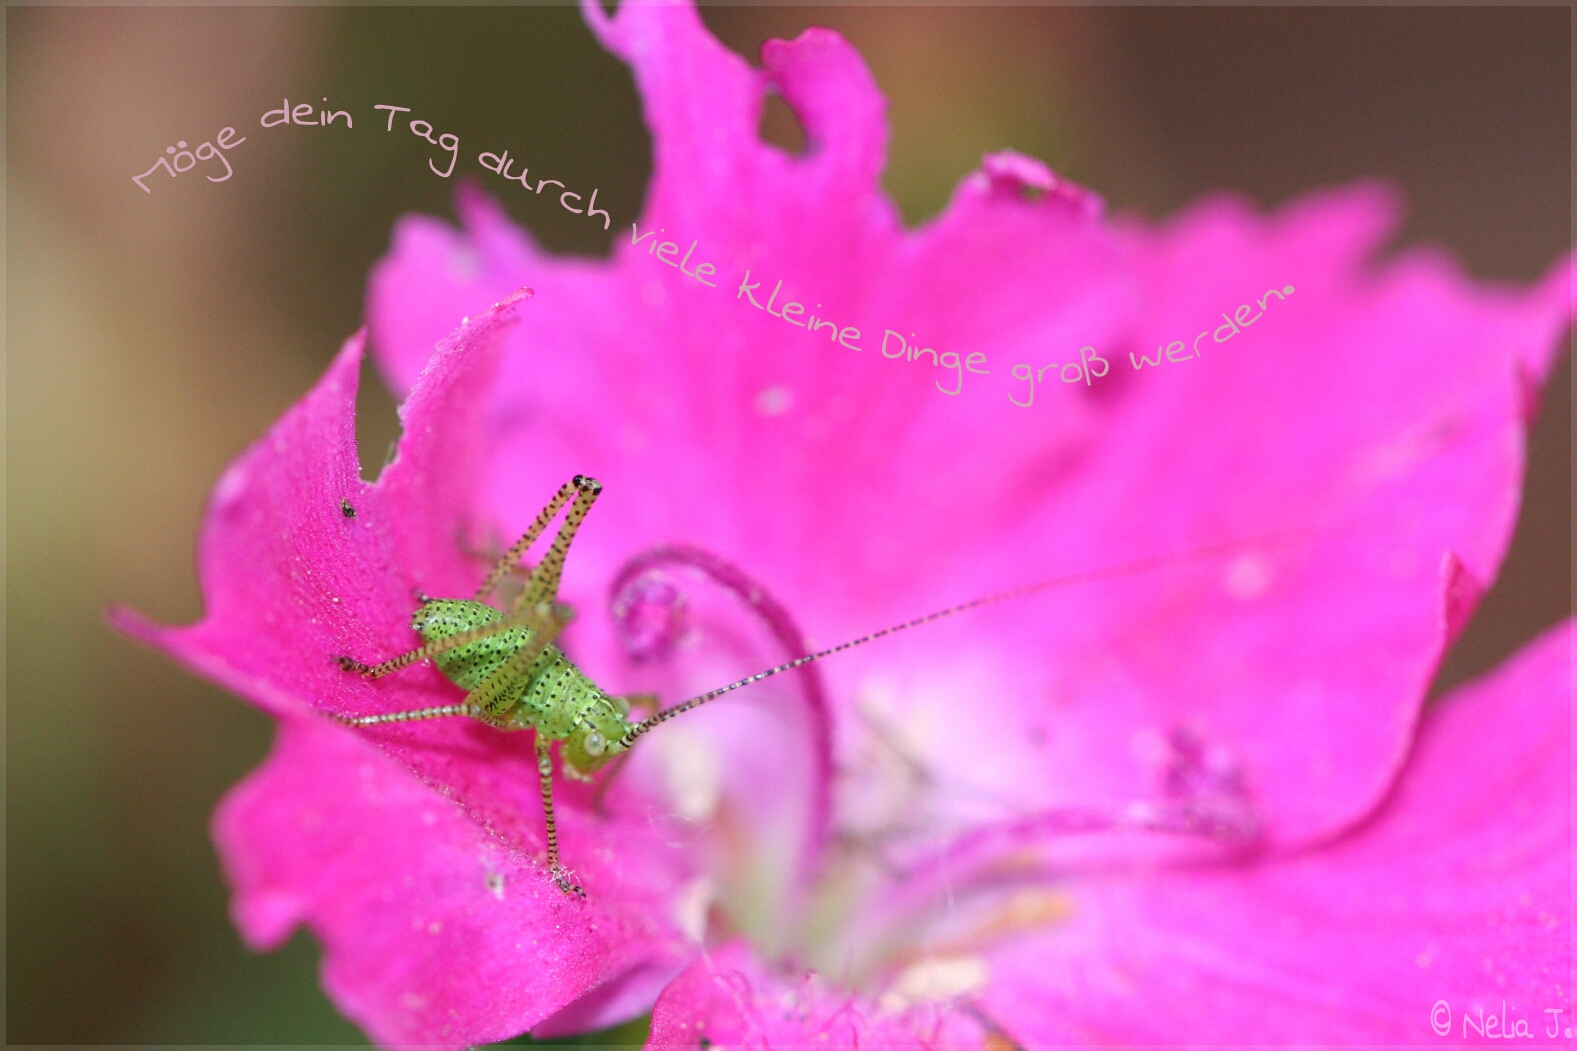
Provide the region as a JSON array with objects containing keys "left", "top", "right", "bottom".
[
  {"left": 755, "top": 385, "right": 794, "bottom": 416},
  {"left": 1224, "top": 554, "right": 1272, "bottom": 600},
  {"left": 213, "top": 464, "right": 249, "bottom": 511}
]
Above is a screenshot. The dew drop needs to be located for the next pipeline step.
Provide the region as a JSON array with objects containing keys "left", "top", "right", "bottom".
[
  {"left": 1224, "top": 554, "right": 1272, "bottom": 600},
  {"left": 213, "top": 463, "right": 249, "bottom": 510},
  {"left": 755, "top": 385, "right": 794, "bottom": 417}
]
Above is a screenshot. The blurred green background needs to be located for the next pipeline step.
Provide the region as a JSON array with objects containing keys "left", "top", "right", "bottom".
[{"left": 7, "top": 5, "right": 1570, "bottom": 1045}]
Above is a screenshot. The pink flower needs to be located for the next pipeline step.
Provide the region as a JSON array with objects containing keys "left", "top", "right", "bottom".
[{"left": 116, "top": 0, "right": 1572, "bottom": 1045}]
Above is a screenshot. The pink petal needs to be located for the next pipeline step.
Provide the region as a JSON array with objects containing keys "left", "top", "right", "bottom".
[
  {"left": 112, "top": 293, "right": 700, "bottom": 1047},
  {"left": 370, "top": 3, "right": 1129, "bottom": 624},
  {"left": 118, "top": 1, "right": 1576, "bottom": 1043},
  {"left": 648, "top": 941, "right": 989, "bottom": 1049},
  {"left": 834, "top": 184, "right": 1575, "bottom": 853},
  {"left": 367, "top": 0, "right": 1573, "bottom": 864},
  {"left": 113, "top": 292, "right": 529, "bottom": 719},
  {"left": 215, "top": 716, "right": 691, "bottom": 1049},
  {"left": 981, "top": 618, "right": 1573, "bottom": 1043}
]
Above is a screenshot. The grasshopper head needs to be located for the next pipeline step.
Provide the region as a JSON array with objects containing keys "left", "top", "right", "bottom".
[{"left": 561, "top": 696, "right": 632, "bottom": 779}]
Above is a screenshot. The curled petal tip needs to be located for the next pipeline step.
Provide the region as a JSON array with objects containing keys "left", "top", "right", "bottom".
[
  {"left": 495, "top": 286, "right": 535, "bottom": 313},
  {"left": 980, "top": 150, "right": 1104, "bottom": 216}
]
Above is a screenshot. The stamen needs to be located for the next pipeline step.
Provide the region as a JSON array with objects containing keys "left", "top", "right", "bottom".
[{"left": 893, "top": 726, "right": 1262, "bottom": 884}]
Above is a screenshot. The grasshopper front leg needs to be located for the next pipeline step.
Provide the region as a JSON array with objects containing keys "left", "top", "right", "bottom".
[{"left": 538, "top": 735, "right": 583, "bottom": 897}]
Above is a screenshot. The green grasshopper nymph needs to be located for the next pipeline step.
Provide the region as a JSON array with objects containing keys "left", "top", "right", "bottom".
[{"left": 336, "top": 474, "right": 1319, "bottom": 896}]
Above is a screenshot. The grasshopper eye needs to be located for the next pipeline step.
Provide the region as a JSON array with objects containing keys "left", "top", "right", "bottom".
[{"left": 583, "top": 731, "right": 606, "bottom": 757}]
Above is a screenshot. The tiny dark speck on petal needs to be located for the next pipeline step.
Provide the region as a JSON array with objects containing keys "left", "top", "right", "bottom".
[{"left": 341, "top": 499, "right": 356, "bottom": 519}]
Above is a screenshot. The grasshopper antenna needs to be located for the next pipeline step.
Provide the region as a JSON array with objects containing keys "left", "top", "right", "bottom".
[{"left": 617, "top": 524, "right": 1331, "bottom": 748}]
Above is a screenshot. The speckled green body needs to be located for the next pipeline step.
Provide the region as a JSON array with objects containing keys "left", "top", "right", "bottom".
[{"left": 413, "top": 598, "right": 630, "bottom": 777}]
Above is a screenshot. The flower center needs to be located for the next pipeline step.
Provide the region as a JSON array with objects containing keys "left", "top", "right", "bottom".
[{"left": 607, "top": 548, "right": 1262, "bottom": 1007}]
